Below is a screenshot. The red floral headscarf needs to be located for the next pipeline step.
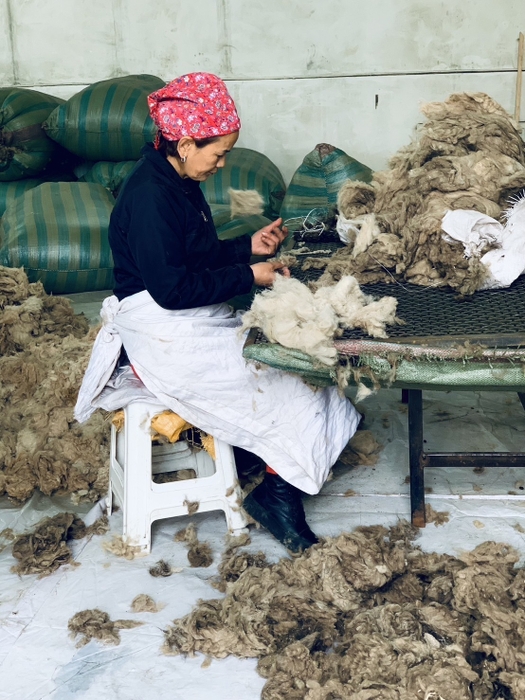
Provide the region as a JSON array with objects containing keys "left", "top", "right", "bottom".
[{"left": 148, "top": 72, "right": 241, "bottom": 148}]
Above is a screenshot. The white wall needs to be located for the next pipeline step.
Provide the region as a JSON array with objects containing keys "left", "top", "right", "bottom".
[{"left": 1, "top": 0, "right": 524, "bottom": 182}]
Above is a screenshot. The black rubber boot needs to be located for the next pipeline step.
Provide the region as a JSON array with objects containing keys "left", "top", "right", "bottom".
[{"left": 243, "top": 472, "right": 319, "bottom": 553}]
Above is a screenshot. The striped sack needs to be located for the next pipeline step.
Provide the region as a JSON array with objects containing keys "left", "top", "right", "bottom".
[
  {"left": 0, "top": 88, "right": 64, "bottom": 181},
  {"left": 80, "top": 160, "right": 137, "bottom": 196},
  {"left": 201, "top": 147, "right": 286, "bottom": 220},
  {"left": 44, "top": 75, "right": 165, "bottom": 161},
  {"left": 0, "top": 182, "right": 115, "bottom": 294},
  {"left": 280, "top": 143, "right": 373, "bottom": 230},
  {"left": 0, "top": 175, "right": 73, "bottom": 217}
]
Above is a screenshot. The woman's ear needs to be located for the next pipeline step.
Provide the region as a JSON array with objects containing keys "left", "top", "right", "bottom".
[{"left": 177, "top": 136, "right": 194, "bottom": 160}]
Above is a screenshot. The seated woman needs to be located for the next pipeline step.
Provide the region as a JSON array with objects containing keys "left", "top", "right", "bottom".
[{"left": 75, "top": 72, "right": 360, "bottom": 552}]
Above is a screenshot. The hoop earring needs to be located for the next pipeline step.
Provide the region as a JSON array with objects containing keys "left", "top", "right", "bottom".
[{"left": 180, "top": 156, "right": 187, "bottom": 163}]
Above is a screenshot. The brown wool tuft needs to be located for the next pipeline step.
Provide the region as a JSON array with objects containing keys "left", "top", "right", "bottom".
[{"left": 68, "top": 609, "right": 143, "bottom": 647}]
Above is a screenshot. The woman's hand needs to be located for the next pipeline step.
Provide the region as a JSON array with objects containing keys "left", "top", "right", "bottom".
[
  {"left": 250, "top": 260, "right": 291, "bottom": 286},
  {"left": 251, "top": 218, "right": 289, "bottom": 257}
]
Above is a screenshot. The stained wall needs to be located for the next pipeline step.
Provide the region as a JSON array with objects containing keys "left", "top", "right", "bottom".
[{"left": 1, "top": 0, "right": 523, "bottom": 181}]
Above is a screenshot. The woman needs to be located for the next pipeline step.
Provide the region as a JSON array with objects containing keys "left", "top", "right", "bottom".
[{"left": 75, "top": 72, "right": 360, "bottom": 553}]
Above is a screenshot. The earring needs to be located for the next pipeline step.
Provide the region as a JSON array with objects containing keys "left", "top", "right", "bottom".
[{"left": 181, "top": 156, "right": 187, "bottom": 163}]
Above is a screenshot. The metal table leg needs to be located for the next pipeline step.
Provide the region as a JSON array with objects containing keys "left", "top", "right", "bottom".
[{"left": 408, "top": 389, "right": 426, "bottom": 527}]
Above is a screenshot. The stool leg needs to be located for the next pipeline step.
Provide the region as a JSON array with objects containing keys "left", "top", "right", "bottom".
[
  {"left": 214, "top": 439, "right": 249, "bottom": 534},
  {"left": 122, "top": 403, "right": 154, "bottom": 553}
]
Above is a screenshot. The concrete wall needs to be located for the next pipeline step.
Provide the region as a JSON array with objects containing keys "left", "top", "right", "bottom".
[{"left": 1, "top": 0, "right": 524, "bottom": 182}]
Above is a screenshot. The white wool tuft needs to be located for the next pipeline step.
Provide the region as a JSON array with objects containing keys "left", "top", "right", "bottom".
[
  {"left": 228, "top": 188, "right": 264, "bottom": 218},
  {"left": 241, "top": 275, "right": 398, "bottom": 366}
]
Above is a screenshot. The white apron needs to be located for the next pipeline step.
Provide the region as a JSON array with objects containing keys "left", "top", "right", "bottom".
[{"left": 75, "top": 292, "right": 360, "bottom": 494}]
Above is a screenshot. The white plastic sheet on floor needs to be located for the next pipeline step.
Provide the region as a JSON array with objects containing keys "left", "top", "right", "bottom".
[{"left": 1, "top": 388, "right": 525, "bottom": 700}]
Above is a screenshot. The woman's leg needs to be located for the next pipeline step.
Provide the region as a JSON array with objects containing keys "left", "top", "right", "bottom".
[{"left": 243, "top": 465, "right": 318, "bottom": 553}]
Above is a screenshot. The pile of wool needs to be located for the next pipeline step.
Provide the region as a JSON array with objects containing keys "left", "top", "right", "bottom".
[
  {"left": 11, "top": 511, "right": 108, "bottom": 576},
  {"left": 68, "top": 609, "right": 143, "bottom": 648},
  {"left": 0, "top": 266, "right": 109, "bottom": 502},
  {"left": 322, "top": 92, "right": 525, "bottom": 295},
  {"left": 241, "top": 274, "right": 398, "bottom": 366},
  {"left": 164, "top": 522, "right": 525, "bottom": 699}
]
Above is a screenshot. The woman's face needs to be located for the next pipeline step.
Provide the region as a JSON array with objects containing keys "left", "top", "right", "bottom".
[{"left": 180, "top": 132, "right": 239, "bottom": 181}]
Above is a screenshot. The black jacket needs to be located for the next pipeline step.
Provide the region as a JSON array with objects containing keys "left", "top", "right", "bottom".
[{"left": 109, "top": 143, "right": 254, "bottom": 309}]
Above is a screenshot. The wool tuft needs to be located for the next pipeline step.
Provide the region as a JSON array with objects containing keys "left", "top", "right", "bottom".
[{"left": 229, "top": 188, "right": 264, "bottom": 218}]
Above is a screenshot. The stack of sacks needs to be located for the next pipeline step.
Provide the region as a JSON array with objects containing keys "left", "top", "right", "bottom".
[
  {"left": 0, "top": 87, "right": 74, "bottom": 218},
  {"left": 331, "top": 93, "right": 525, "bottom": 295},
  {"left": 0, "top": 75, "right": 164, "bottom": 294}
]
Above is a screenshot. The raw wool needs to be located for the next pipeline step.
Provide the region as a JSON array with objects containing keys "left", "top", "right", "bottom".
[
  {"left": 0, "top": 266, "right": 110, "bottom": 503},
  {"left": 183, "top": 499, "right": 200, "bottom": 516},
  {"left": 164, "top": 526, "right": 525, "bottom": 700},
  {"left": 0, "top": 527, "right": 15, "bottom": 554},
  {"left": 175, "top": 523, "right": 213, "bottom": 568},
  {"left": 149, "top": 559, "right": 178, "bottom": 577},
  {"left": 337, "top": 430, "right": 383, "bottom": 467},
  {"left": 68, "top": 609, "right": 143, "bottom": 648},
  {"left": 325, "top": 92, "right": 525, "bottom": 295},
  {"left": 425, "top": 504, "right": 451, "bottom": 527},
  {"left": 131, "top": 594, "right": 161, "bottom": 613},
  {"left": 211, "top": 532, "right": 266, "bottom": 594},
  {"left": 102, "top": 535, "right": 142, "bottom": 560},
  {"left": 10, "top": 511, "right": 106, "bottom": 577},
  {"left": 228, "top": 188, "right": 264, "bottom": 218},
  {"left": 241, "top": 274, "right": 398, "bottom": 367}
]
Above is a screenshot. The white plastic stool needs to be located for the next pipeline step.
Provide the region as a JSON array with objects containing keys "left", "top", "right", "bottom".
[{"left": 109, "top": 400, "right": 248, "bottom": 553}]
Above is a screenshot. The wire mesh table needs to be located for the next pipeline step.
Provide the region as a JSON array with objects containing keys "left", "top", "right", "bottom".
[{"left": 243, "top": 239, "right": 525, "bottom": 526}]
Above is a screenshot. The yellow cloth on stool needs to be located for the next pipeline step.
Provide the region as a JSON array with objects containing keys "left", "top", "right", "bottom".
[{"left": 150, "top": 410, "right": 192, "bottom": 443}]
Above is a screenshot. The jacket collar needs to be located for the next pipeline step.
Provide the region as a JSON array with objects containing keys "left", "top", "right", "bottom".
[{"left": 141, "top": 143, "right": 200, "bottom": 195}]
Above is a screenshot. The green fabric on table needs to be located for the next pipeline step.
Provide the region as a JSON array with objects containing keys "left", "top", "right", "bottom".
[
  {"left": 44, "top": 75, "right": 165, "bottom": 161},
  {"left": 200, "top": 147, "right": 286, "bottom": 220},
  {"left": 0, "top": 88, "right": 64, "bottom": 181},
  {"left": 0, "top": 181, "right": 115, "bottom": 294},
  {"left": 243, "top": 341, "right": 525, "bottom": 391},
  {"left": 280, "top": 143, "right": 373, "bottom": 229}
]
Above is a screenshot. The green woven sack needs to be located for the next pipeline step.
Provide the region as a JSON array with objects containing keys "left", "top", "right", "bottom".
[
  {"left": 44, "top": 75, "right": 165, "bottom": 161},
  {"left": 280, "top": 143, "right": 373, "bottom": 229},
  {"left": 81, "top": 160, "right": 137, "bottom": 195},
  {"left": 209, "top": 203, "right": 232, "bottom": 228},
  {"left": 0, "top": 88, "right": 64, "bottom": 181},
  {"left": 201, "top": 148, "right": 286, "bottom": 220},
  {"left": 0, "top": 182, "right": 114, "bottom": 294},
  {"left": 0, "top": 175, "right": 76, "bottom": 217}
]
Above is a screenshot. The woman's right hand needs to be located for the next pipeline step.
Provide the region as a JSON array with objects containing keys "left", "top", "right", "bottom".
[{"left": 250, "top": 261, "right": 290, "bottom": 287}]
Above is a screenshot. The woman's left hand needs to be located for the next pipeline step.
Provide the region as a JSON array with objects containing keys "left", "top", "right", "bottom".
[{"left": 251, "top": 218, "right": 289, "bottom": 256}]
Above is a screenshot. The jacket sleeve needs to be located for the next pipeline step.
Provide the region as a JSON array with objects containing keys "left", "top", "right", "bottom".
[
  {"left": 126, "top": 185, "right": 254, "bottom": 309},
  {"left": 215, "top": 234, "right": 253, "bottom": 266}
]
